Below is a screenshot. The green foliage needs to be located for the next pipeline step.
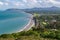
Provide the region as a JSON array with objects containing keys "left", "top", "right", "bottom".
[
  {"left": 0, "top": 34, "right": 14, "bottom": 38},
  {"left": 41, "top": 31, "right": 51, "bottom": 38},
  {"left": 48, "top": 31, "right": 56, "bottom": 38},
  {"left": 19, "top": 30, "right": 39, "bottom": 36},
  {"left": 33, "top": 13, "right": 40, "bottom": 18},
  {"left": 55, "top": 31, "right": 60, "bottom": 39},
  {"left": 0, "top": 29, "right": 60, "bottom": 40},
  {"left": 40, "top": 30, "right": 60, "bottom": 40},
  {"left": 12, "top": 33, "right": 20, "bottom": 38}
]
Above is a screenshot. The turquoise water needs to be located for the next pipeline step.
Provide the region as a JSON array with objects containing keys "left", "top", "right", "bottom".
[{"left": 0, "top": 11, "right": 31, "bottom": 34}]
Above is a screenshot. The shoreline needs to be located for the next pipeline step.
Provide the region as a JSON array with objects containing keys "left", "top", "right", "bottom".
[
  {"left": 18, "top": 15, "right": 35, "bottom": 32},
  {"left": 0, "top": 13, "right": 34, "bottom": 34}
]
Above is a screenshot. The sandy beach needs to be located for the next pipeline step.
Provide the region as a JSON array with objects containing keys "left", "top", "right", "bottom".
[
  {"left": 18, "top": 15, "right": 35, "bottom": 32},
  {"left": 23, "top": 19, "right": 35, "bottom": 31}
]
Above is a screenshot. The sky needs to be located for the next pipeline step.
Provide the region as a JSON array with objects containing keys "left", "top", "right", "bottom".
[{"left": 0, "top": 0, "right": 60, "bottom": 10}]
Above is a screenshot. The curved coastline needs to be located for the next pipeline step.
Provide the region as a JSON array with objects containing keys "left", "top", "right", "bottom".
[
  {"left": 0, "top": 11, "right": 34, "bottom": 34},
  {"left": 17, "top": 14, "right": 35, "bottom": 32}
]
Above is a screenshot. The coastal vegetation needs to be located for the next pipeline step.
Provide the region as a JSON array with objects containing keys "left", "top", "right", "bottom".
[{"left": 0, "top": 13, "right": 60, "bottom": 40}]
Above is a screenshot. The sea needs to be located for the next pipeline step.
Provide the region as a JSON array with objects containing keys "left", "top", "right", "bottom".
[{"left": 0, "top": 11, "right": 32, "bottom": 34}]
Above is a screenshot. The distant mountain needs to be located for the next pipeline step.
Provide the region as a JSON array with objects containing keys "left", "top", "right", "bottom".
[
  {"left": 20, "top": 6, "right": 60, "bottom": 11},
  {"left": 1, "top": 6, "right": 60, "bottom": 14},
  {"left": 5, "top": 6, "right": 60, "bottom": 12},
  {"left": 5, "top": 8, "right": 22, "bottom": 12}
]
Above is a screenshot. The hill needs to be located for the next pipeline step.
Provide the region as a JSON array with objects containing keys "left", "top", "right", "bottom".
[{"left": 0, "top": 6, "right": 60, "bottom": 14}]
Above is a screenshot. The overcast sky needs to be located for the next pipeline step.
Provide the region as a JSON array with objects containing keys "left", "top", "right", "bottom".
[{"left": 0, "top": 0, "right": 60, "bottom": 10}]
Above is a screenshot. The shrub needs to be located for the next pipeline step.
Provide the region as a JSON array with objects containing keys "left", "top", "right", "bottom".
[
  {"left": 40, "top": 31, "right": 56, "bottom": 38},
  {"left": 41, "top": 31, "right": 50, "bottom": 38},
  {"left": 0, "top": 34, "right": 14, "bottom": 38},
  {"left": 55, "top": 31, "right": 60, "bottom": 39},
  {"left": 48, "top": 32, "right": 56, "bottom": 38}
]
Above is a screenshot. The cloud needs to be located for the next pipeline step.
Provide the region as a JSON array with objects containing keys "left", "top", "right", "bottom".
[
  {"left": 0, "top": 1, "right": 4, "bottom": 5},
  {"left": 4, "top": 2, "right": 9, "bottom": 5},
  {"left": 23, "top": 0, "right": 27, "bottom": 3},
  {"left": 24, "top": 0, "right": 53, "bottom": 8},
  {"left": 0, "top": 0, "right": 53, "bottom": 8},
  {"left": 49, "top": 0, "right": 60, "bottom": 7},
  {"left": 0, "top": 0, "right": 60, "bottom": 10},
  {"left": 0, "top": 1, "right": 9, "bottom": 6},
  {"left": 25, "top": 0, "right": 37, "bottom": 8}
]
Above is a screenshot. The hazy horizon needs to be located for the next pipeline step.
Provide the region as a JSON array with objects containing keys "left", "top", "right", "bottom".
[{"left": 0, "top": 0, "right": 60, "bottom": 10}]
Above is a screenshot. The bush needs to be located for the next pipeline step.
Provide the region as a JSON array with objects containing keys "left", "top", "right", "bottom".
[
  {"left": 48, "top": 32, "right": 56, "bottom": 38},
  {"left": 41, "top": 31, "right": 50, "bottom": 38},
  {"left": 40, "top": 31, "right": 56, "bottom": 38},
  {"left": 55, "top": 31, "right": 60, "bottom": 39},
  {"left": 0, "top": 34, "right": 14, "bottom": 38}
]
